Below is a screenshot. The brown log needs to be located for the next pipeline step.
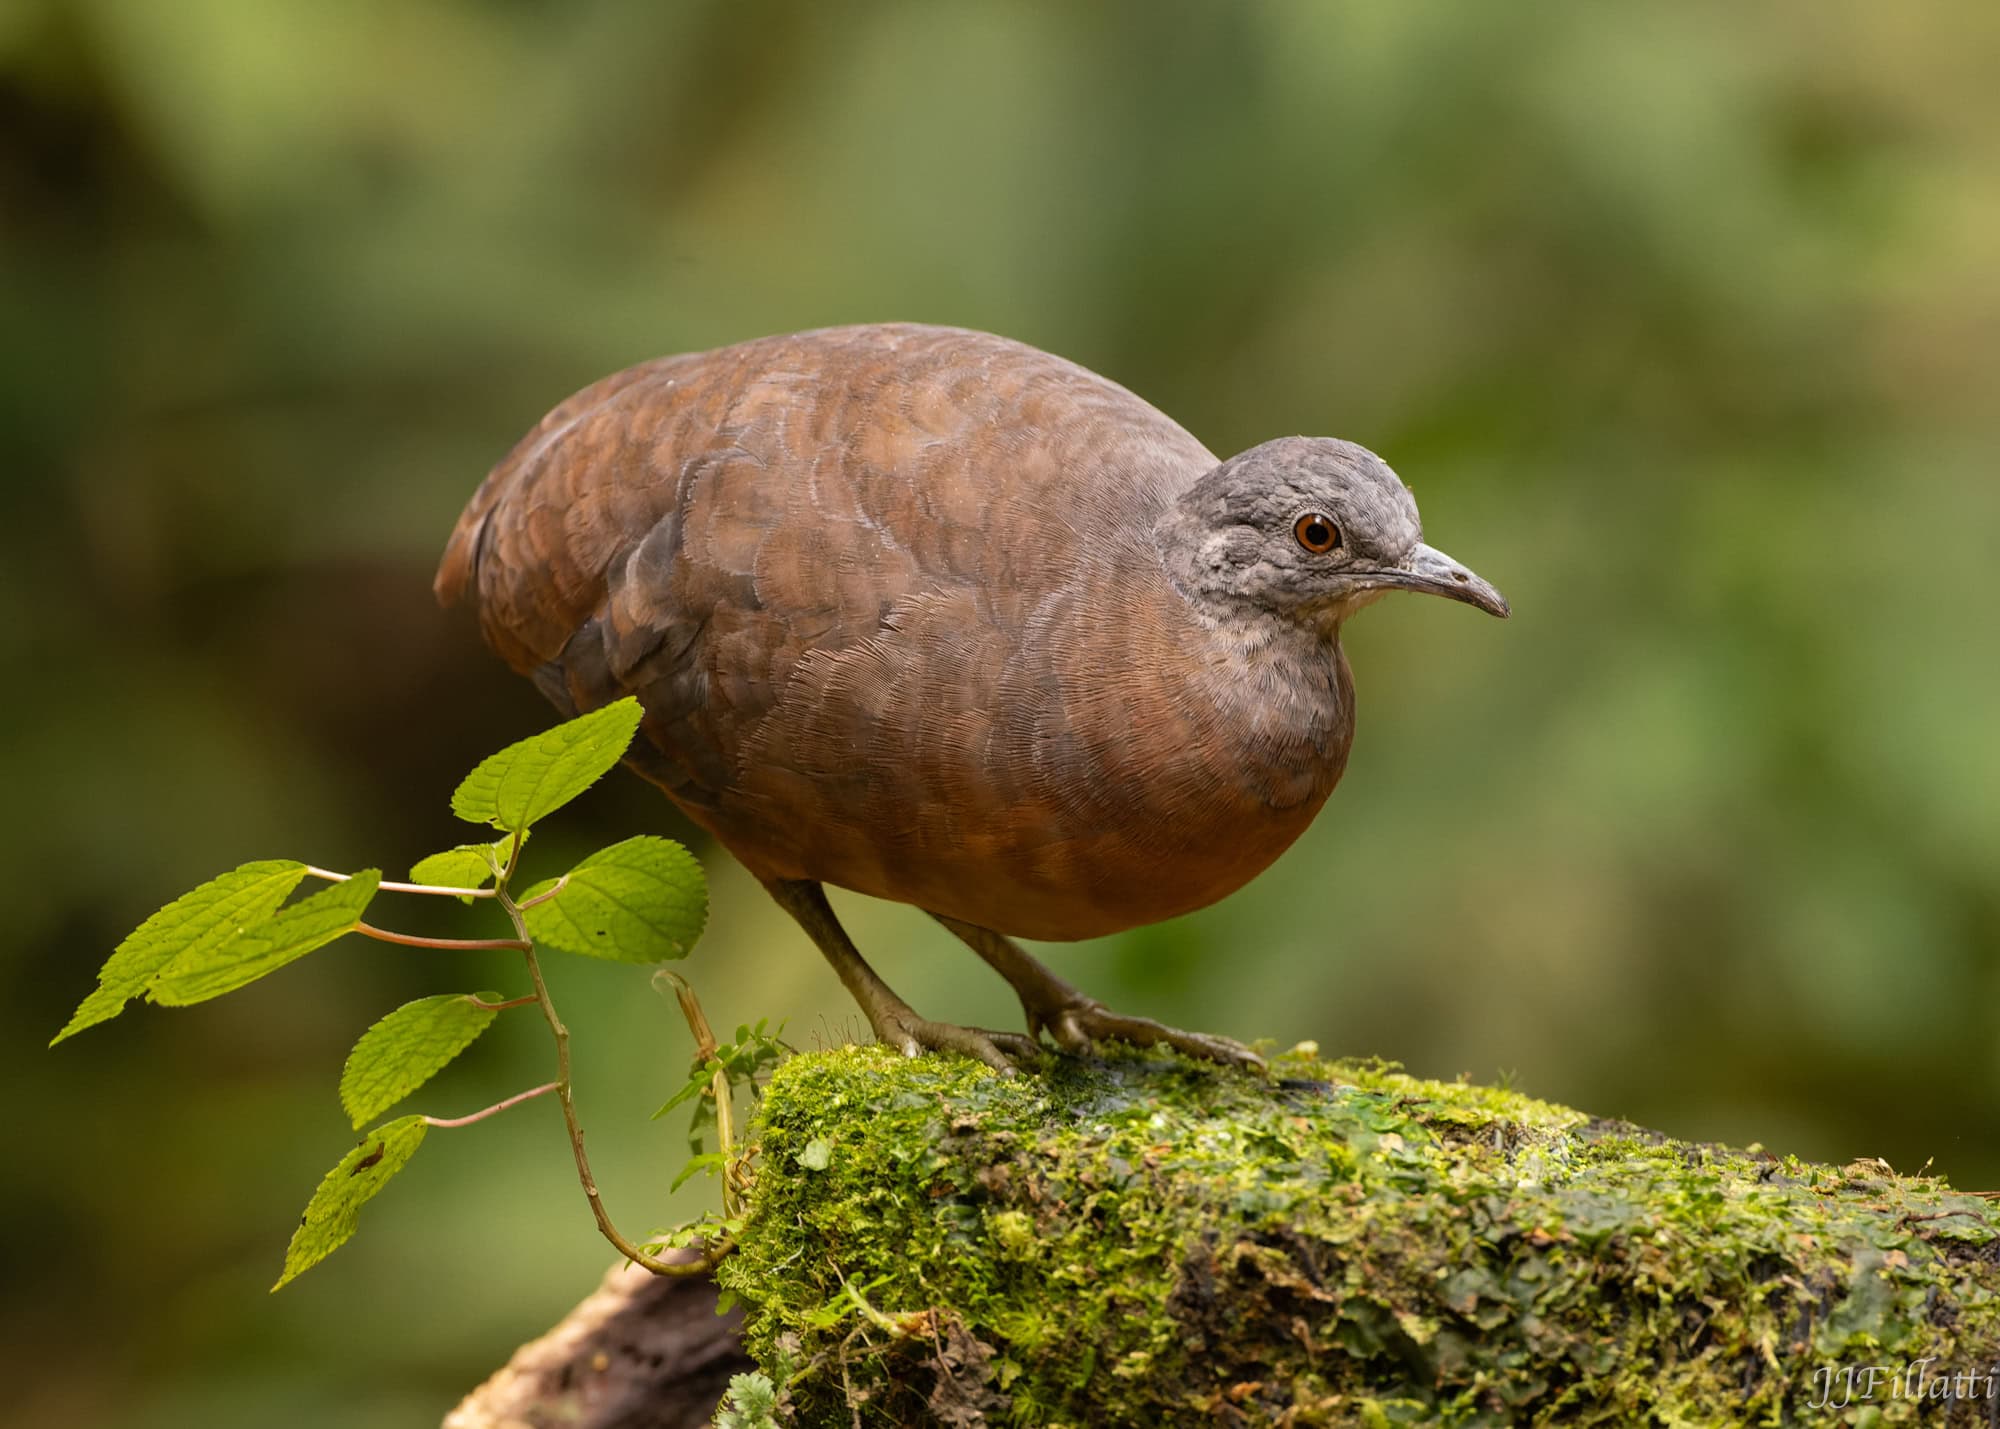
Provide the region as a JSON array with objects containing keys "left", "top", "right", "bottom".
[{"left": 444, "top": 1256, "right": 750, "bottom": 1429}]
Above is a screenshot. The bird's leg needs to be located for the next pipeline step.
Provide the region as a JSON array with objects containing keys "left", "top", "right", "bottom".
[
  {"left": 929, "top": 914, "right": 1266, "bottom": 1071},
  {"left": 760, "top": 879, "right": 1041, "bottom": 1073}
]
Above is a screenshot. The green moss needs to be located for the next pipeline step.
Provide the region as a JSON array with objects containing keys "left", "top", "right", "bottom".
[{"left": 718, "top": 1045, "right": 2000, "bottom": 1426}]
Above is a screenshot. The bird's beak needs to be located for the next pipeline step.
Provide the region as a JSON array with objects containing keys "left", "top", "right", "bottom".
[{"left": 1366, "top": 542, "right": 1510, "bottom": 618}]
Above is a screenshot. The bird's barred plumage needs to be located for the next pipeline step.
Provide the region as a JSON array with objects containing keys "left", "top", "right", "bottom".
[{"left": 438, "top": 324, "right": 1356, "bottom": 941}]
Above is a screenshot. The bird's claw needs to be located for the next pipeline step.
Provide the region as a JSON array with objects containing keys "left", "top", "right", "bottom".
[
  {"left": 862, "top": 978, "right": 1263, "bottom": 1075},
  {"left": 873, "top": 1012, "right": 1042, "bottom": 1074},
  {"left": 1028, "top": 997, "right": 1266, "bottom": 1072}
]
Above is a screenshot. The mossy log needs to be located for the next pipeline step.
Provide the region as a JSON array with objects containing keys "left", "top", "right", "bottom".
[{"left": 711, "top": 1045, "right": 2000, "bottom": 1427}]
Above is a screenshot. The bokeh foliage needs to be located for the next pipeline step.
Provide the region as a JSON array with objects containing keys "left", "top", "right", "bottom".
[{"left": 4, "top": 2, "right": 1995, "bottom": 1424}]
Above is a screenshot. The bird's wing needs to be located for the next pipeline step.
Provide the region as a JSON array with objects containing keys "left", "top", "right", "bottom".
[{"left": 437, "top": 324, "right": 1214, "bottom": 874}]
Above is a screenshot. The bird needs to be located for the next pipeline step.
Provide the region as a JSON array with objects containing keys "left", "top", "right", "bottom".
[{"left": 436, "top": 324, "right": 1507, "bottom": 1072}]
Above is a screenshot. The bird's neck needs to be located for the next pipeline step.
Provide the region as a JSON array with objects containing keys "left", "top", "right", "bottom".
[{"left": 1177, "top": 604, "right": 1357, "bottom": 813}]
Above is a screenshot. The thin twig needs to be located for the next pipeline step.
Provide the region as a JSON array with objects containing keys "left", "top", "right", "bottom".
[
  {"left": 836, "top": 1267, "right": 912, "bottom": 1339},
  {"left": 500, "top": 885, "right": 717, "bottom": 1278},
  {"left": 655, "top": 969, "right": 739, "bottom": 1218},
  {"left": 306, "top": 865, "right": 494, "bottom": 900},
  {"left": 516, "top": 875, "right": 569, "bottom": 911},
  {"left": 1901, "top": 1208, "right": 1988, "bottom": 1227},
  {"left": 659, "top": 969, "right": 721, "bottom": 1062},
  {"left": 355, "top": 922, "right": 529, "bottom": 953},
  {"left": 466, "top": 993, "right": 540, "bottom": 1012},
  {"left": 423, "top": 1081, "right": 558, "bottom": 1129}
]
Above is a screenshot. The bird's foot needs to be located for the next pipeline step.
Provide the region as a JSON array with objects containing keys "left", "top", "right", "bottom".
[
  {"left": 869, "top": 1005, "right": 1043, "bottom": 1074},
  {"left": 763, "top": 877, "right": 1043, "bottom": 1075},
  {"left": 1022, "top": 994, "right": 1266, "bottom": 1072},
  {"left": 928, "top": 911, "right": 1266, "bottom": 1073}
]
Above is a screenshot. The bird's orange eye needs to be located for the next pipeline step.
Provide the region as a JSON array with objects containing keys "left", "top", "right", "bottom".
[{"left": 1294, "top": 513, "right": 1341, "bottom": 554}]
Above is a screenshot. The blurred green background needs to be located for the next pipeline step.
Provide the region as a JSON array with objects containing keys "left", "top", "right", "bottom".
[{"left": 5, "top": 1, "right": 1996, "bottom": 1423}]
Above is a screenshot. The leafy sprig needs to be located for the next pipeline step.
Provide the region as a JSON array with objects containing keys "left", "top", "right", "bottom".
[{"left": 54, "top": 697, "right": 746, "bottom": 1288}]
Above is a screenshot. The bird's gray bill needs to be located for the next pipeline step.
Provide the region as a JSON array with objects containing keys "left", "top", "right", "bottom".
[{"left": 1375, "top": 542, "right": 1510, "bottom": 618}]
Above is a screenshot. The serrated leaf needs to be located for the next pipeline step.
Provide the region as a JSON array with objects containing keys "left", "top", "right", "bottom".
[
  {"left": 274, "top": 1116, "right": 428, "bottom": 1289},
  {"left": 340, "top": 992, "right": 503, "bottom": 1129},
  {"left": 449, "top": 697, "right": 644, "bottom": 833},
  {"left": 519, "top": 835, "right": 707, "bottom": 963},
  {"left": 149, "top": 871, "right": 381, "bottom": 1006},
  {"left": 408, "top": 832, "right": 522, "bottom": 902},
  {"left": 408, "top": 848, "right": 491, "bottom": 890},
  {"left": 53, "top": 860, "right": 307, "bottom": 1044}
]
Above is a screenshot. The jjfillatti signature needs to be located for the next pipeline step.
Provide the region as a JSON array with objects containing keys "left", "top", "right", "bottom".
[{"left": 1806, "top": 1357, "right": 2000, "bottom": 1413}]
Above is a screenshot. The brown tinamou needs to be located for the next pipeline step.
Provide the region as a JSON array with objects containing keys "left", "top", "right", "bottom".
[{"left": 437, "top": 324, "right": 1507, "bottom": 1071}]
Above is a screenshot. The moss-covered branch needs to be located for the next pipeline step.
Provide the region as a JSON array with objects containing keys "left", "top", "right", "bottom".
[{"left": 718, "top": 1046, "right": 2000, "bottom": 1426}]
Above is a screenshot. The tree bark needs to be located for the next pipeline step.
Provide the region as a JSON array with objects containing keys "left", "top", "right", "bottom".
[{"left": 445, "top": 1252, "right": 750, "bottom": 1429}]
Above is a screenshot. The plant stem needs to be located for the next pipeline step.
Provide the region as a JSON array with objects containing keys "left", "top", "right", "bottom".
[
  {"left": 423, "top": 1081, "right": 558, "bottom": 1129},
  {"left": 466, "top": 992, "right": 540, "bottom": 1012},
  {"left": 497, "top": 885, "right": 715, "bottom": 1278},
  {"left": 355, "top": 922, "right": 529, "bottom": 953},
  {"left": 657, "top": 969, "right": 741, "bottom": 1218},
  {"left": 306, "top": 865, "right": 493, "bottom": 899},
  {"left": 516, "top": 875, "right": 569, "bottom": 911}
]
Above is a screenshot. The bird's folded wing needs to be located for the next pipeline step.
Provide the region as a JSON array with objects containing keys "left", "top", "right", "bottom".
[{"left": 434, "top": 325, "right": 1213, "bottom": 823}]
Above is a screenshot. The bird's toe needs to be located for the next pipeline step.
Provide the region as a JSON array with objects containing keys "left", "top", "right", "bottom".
[
  {"left": 875, "top": 1012, "right": 1033, "bottom": 1074},
  {"left": 1041, "top": 999, "right": 1266, "bottom": 1072},
  {"left": 1043, "top": 1008, "right": 1096, "bottom": 1056}
]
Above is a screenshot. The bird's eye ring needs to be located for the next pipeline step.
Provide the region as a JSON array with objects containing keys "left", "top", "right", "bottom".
[{"left": 1293, "top": 513, "right": 1342, "bottom": 554}]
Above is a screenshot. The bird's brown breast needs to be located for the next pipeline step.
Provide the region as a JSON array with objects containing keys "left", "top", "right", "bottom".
[{"left": 438, "top": 324, "right": 1355, "bottom": 939}]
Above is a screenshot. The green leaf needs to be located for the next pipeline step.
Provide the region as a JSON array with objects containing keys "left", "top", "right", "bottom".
[
  {"left": 340, "top": 992, "right": 503, "bottom": 1129},
  {"left": 671, "top": 1151, "right": 726, "bottom": 1192},
  {"left": 716, "top": 1371, "right": 780, "bottom": 1429},
  {"left": 520, "top": 835, "right": 707, "bottom": 963},
  {"left": 274, "top": 1115, "right": 428, "bottom": 1289},
  {"left": 149, "top": 871, "right": 381, "bottom": 1006},
  {"left": 652, "top": 1060, "right": 718, "bottom": 1120},
  {"left": 408, "top": 833, "right": 522, "bottom": 902},
  {"left": 797, "top": 1137, "right": 834, "bottom": 1171},
  {"left": 449, "top": 697, "right": 644, "bottom": 833},
  {"left": 53, "top": 860, "right": 307, "bottom": 1044}
]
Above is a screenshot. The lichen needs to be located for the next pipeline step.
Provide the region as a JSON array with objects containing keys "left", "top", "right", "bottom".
[{"left": 717, "top": 1045, "right": 2000, "bottom": 1426}]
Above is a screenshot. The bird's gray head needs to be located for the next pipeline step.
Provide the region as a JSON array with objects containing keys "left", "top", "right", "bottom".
[{"left": 1158, "top": 436, "right": 1509, "bottom": 630}]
